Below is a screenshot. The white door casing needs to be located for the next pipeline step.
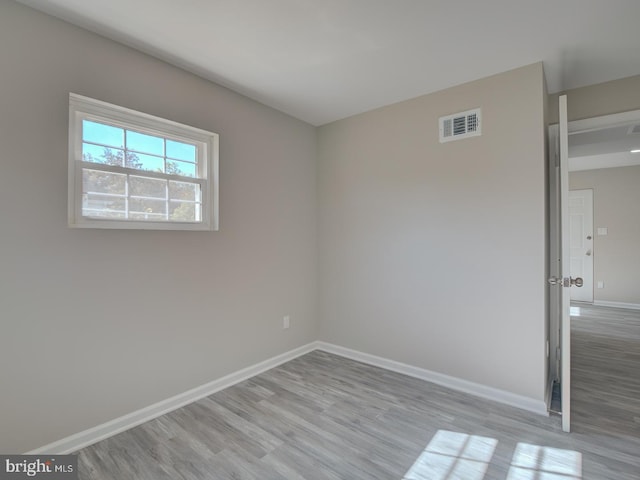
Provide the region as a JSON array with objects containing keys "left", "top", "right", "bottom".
[
  {"left": 559, "top": 95, "right": 571, "bottom": 433},
  {"left": 569, "top": 189, "right": 594, "bottom": 303}
]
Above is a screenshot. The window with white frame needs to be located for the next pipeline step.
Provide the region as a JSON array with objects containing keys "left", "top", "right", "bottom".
[{"left": 68, "top": 93, "right": 218, "bottom": 230}]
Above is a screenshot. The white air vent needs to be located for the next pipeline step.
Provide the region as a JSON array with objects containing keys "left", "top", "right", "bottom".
[
  {"left": 627, "top": 124, "right": 640, "bottom": 135},
  {"left": 439, "top": 108, "right": 481, "bottom": 143}
]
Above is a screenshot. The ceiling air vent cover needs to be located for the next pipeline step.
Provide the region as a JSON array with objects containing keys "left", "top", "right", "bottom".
[
  {"left": 439, "top": 108, "right": 481, "bottom": 143},
  {"left": 627, "top": 124, "right": 640, "bottom": 135}
]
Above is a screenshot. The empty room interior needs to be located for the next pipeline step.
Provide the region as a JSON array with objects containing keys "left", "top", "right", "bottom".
[{"left": 1, "top": 1, "right": 639, "bottom": 479}]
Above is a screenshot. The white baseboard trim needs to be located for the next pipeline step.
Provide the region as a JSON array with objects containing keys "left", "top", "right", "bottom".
[
  {"left": 29, "top": 340, "right": 549, "bottom": 454},
  {"left": 316, "top": 342, "right": 549, "bottom": 417},
  {"left": 593, "top": 300, "right": 640, "bottom": 311},
  {"left": 27, "top": 342, "right": 319, "bottom": 455}
]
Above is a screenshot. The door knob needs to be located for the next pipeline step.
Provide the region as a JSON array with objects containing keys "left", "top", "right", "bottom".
[
  {"left": 548, "top": 276, "right": 584, "bottom": 287},
  {"left": 587, "top": 235, "right": 592, "bottom": 240},
  {"left": 586, "top": 249, "right": 592, "bottom": 256}
]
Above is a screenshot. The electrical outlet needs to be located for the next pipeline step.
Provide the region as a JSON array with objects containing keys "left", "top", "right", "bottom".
[
  {"left": 597, "top": 281, "right": 604, "bottom": 289},
  {"left": 283, "top": 315, "right": 290, "bottom": 329}
]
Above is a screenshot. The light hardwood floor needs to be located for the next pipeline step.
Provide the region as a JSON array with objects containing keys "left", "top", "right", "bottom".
[
  {"left": 571, "top": 304, "right": 640, "bottom": 440},
  {"left": 77, "top": 307, "right": 640, "bottom": 479}
]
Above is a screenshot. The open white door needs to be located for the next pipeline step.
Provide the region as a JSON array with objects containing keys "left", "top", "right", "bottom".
[
  {"left": 549, "top": 95, "right": 582, "bottom": 432},
  {"left": 559, "top": 95, "right": 572, "bottom": 433}
]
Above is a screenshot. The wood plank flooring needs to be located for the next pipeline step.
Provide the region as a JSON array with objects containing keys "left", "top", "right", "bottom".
[
  {"left": 571, "top": 304, "right": 640, "bottom": 440},
  {"left": 77, "top": 307, "right": 640, "bottom": 479}
]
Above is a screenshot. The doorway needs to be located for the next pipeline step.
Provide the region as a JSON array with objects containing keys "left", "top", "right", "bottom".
[
  {"left": 567, "top": 110, "right": 640, "bottom": 309},
  {"left": 564, "top": 109, "right": 640, "bottom": 434}
]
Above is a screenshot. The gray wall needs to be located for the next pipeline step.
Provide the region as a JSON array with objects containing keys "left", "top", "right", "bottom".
[
  {"left": 570, "top": 166, "right": 640, "bottom": 305},
  {"left": 0, "top": 1, "right": 317, "bottom": 453},
  {"left": 549, "top": 74, "right": 640, "bottom": 123},
  {"left": 318, "top": 63, "right": 548, "bottom": 402}
]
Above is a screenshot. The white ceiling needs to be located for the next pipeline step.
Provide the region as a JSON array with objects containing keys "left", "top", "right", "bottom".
[
  {"left": 15, "top": 0, "right": 640, "bottom": 125},
  {"left": 569, "top": 121, "right": 640, "bottom": 171}
]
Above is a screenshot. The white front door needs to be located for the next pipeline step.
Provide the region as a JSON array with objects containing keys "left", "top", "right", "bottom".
[{"left": 569, "top": 189, "right": 594, "bottom": 302}]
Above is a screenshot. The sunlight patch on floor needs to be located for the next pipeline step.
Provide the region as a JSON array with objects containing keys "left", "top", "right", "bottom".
[
  {"left": 403, "top": 431, "right": 583, "bottom": 480},
  {"left": 570, "top": 306, "right": 582, "bottom": 316},
  {"left": 506, "top": 443, "right": 582, "bottom": 479},
  {"left": 403, "top": 430, "right": 497, "bottom": 480}
]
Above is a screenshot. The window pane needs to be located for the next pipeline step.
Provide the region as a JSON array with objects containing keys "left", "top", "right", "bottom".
[
  {"left": 166, "top": 140, "right": 196, "bottom": 162},
  {"left": 129, "top": 176, "right": 166, "bottom": 199},
  {"left": 126, "top": 130, "right": 164, "bottom": 156},
  {"left": 83, "top": 120, "right": 124, "bottom": 148},
  {"left": 129, "top": 198, "right": 167, "bottom": 217},
  {"left": 126, "top": 152, "right": 164, "bottom": 172},
  {"left": 169, "top": 181, "right": 199, "bottom": 201},
  {"left": 71, "top": 95, "right": 216, "bottom": 229},
  {"left": 83, "top": 169, "right": 126, "bottom": 195},
  {"left": 169, "top": 201, "right": 200, "bottom": 222},
  {"left": 83, "top": 143, "right": 125, "bottom": 166},
  {"left": 83, "top": 194, "right": 126, "bottom": 218},
  {"left": 167, "top": 160, "right": 196, "bottom": 177}
]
